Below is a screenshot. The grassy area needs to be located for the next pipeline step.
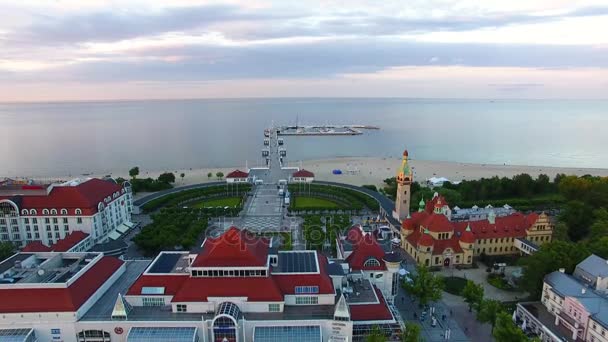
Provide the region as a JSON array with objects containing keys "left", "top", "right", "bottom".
[
  {"left": 444, "top": 276, "right": 468, "bottom": 296},
  {"left": 293, "top": 197, "right": 342, "bottom": 209},
  {"left": 487, "top": 274, "right": 517, "bottom": 291},
  {"left": 190, "top": 197, "right": 241, "bottom": 208}
]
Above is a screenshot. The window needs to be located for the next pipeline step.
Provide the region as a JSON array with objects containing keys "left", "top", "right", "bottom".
[
  {"left": 295, "top": 286, "right": 319, "bottom": 294},
  {"left": 24, "top": 218, "right": 29, "bottom": 224},
  {"left": 435, "top": 257, "right": 440, "bottom": 264},
  {"left": 295, "top": 296, "right": 319, "bottom": 305},
  {"left": 142, "top": 297, "right": 165, "bottom": 307},
  {"left": 363, "top": 257, "right": 381, "bottom": 267},
  {"left": 32, "top": 218, "right": 37, "bottom": 224},
  {"left": 52, "top": 218, "right": 58, "bottom": 224},
  {"left": 176, "top": 304, "right": 187, "bottom": 312},
  {"left": 268, "top": 303, "right": 280, "bottom": 312},
  {"left": 77, "top": 217, "right": 82, "bottom": 224},
  {"left": 51, "top": 329, "right": 61, "bottom": 334}
]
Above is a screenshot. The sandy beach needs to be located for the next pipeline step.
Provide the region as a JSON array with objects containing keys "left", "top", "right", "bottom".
[{"left": 79, "top": 157, "right": 608, "bottom": 199}]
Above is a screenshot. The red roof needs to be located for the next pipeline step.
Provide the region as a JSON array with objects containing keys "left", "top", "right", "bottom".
[
  {"left": 453, "top": 212, "right": 538, "bottom": 239},
  {"left": 349, "top": 287, "right": 394, "bottom": 321},
  {"left": 273, "top": 253, "right": 335, "bottom": 295},
  {"left": 171, "top": 277, "right": 283, "bottom": 302},
  {"left": 226, "top": 170, "right": 249, "bottom": 178},
  {"left": 420, "top": 213, "right": 454, "bottom": 233},
  {"left": 346, "top": 234, "right": 387, "bottom": 271},
  {"left": 127, "top": 274, "right": 189, "bottom": 296},
  {"left": 460, "top": 227, "right": 476, "bottom": 244},
  {"left": 51, "top": 231, "right": 89, "bottom": 252},
  {"left": 292, "top": 169, "right": 315, "bottom": 178},
  {"left": 418, "top": 231, "right": 435, "bottom": 247},
  {"left": 434, "top": 238, "right": 463, "bottom": 254},
  {"left": 192, "top": 227, "right": 269, "bottom": 267},
  {"left": 0, "top": 256, "right": 123, "bottom": 313},
  {"left": 0, "top": 178, "right": 124, "bottom": 215},
  {"left": 22, "top": 241, "right": 51, "bottom": 252}
]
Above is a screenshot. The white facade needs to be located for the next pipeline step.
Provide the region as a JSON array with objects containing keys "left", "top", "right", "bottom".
[{"left": 0, "top": 180, "right": 133, "bottom": 247}]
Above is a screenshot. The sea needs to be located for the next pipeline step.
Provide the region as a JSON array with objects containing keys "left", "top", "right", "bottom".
[{"left": 1, "top": 98, "right": 607, "bottom": 177}]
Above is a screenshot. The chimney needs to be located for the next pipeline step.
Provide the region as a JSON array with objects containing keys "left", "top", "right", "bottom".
[
  {"left": 582, "top": 288, "right": 586, "bottom": 294},
  {"left": 559, "top": 268, "right": 565, "bottom": 273}
]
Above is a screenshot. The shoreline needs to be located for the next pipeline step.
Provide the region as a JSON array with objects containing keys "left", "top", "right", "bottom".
[{"left": 30, "top": 157, "right": 608, "bottom": 195}]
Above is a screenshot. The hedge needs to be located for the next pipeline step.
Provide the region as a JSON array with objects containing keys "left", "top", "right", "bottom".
[{"left": 141, "top": 184, "right": 251, "bottom": 212}]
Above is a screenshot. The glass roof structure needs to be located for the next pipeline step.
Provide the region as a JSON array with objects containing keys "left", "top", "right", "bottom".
[
  {"left": 273, "top": 251, "right": 318, "bottom": 273},
  {"left": 0, "top": 328, "right": 36, "bottom": 342},
  {"left": 127, "top": 327, "right": 198, "bottom": 342},
  {"left": 254, "top": 326, "right": 322, "bottom": 342},
  {"left": 216, "top": 302, "right": 242, "bottom": 320}
]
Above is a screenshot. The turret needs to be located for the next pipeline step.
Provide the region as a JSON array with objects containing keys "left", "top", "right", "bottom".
[{"left": 418, "top": 197, "right": 425, "bottom": 212}]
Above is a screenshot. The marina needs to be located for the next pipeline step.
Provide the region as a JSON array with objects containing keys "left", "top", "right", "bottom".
[{"left": 275, "top": 124, "right": 380, "bottom": 136}]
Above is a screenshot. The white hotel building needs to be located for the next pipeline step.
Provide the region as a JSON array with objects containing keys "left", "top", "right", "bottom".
[
  {"left": 0, "top": 226, "right": 405, "bottom": 342},
  {"left": 0, "top": 178, "right": 134, "bottom": 248}
]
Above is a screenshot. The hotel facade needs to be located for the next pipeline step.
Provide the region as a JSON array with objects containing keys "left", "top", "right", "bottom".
[
  {"left": 0, "top": 178, "right": 134, "bottom": 247},
  {"left": 0, "top": 226, "right": 404, "bottom": 342}
]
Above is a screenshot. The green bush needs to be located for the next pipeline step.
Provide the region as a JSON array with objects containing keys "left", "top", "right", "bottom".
[{"left": 487, "top": 274, "right": 515, "bottom": 291}]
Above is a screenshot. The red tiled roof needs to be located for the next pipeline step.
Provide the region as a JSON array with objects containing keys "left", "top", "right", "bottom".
[
  {"left": 22, "top": 241, "right": 51, "bottom": 252},
  {"left": 420, "top": 213, "right": 454, "bottom": 233},
  {"left": 273, "top": 253, "right": 335, "bottom": 295},
  {"left": 453, "top": 212, "right": 538, "bottom": 239},
  {"left": 349, "top": 287, "right": 394, "bottom": 321},
  {"left": 418, "top": 231, "right": 435, "bottom": 247},
  {"left": 0, "top": 256, "right": 123, "bottom": 313},
  {"left": 460, "top": 227, "right": 476, "bottom": 244},
  {"left": 192, "top": 227, "right": 269, "bottom": 267},
  {"left": 51, "top": 231, "right": 89, "bottom": 252},
  {"left": 127, "top": 274, "right": 189, "bottom": 296},
  {"left": 171, "top": 277, "right": 283, "bottom": 302},
  {"left": 292, "top": 169, "right": 315, "bottom": 178},
  {"left": 226, "top": 170, "right": 249, "bottom": 178},
  {"left": 0, "top": 178, "right": 124, "bottom": 215},
  {"left": 346, "top": 234, "right": 387, "bottom": 271},
  {"left": 346, "top": 225, "right": 364, "bottom": 244}
]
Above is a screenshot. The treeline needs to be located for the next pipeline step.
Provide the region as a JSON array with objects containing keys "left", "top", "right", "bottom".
[
  {"left": 141, "top": 184, "right": 251, "bottom": 212},
  {"left": 383, "top": 173, "right": 563, "bottom": 209},
  {"left": 117, "top": 166, "right": 177, "bottom": 193},
  {"left": 134, "top": 208, "right": 208, "bottom": 255},
  {"left": 288, "top": 184, "right": 379, "bottom": 211}
]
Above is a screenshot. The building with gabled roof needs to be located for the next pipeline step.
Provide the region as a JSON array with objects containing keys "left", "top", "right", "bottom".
[
  {"left": 0, "top": 178, "right": 133, "bottom": 248},
  {"left": 225, "top": 169, "right": 249, "bottom": 183},
  {"left": 291, "top": 169, "right": 315, "bottom": 183}
]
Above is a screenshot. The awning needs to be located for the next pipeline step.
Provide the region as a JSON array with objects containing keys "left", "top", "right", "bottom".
[
  {"left": 108, "top": 230, "right": 122, "bottom": 241},
  {"left": 0, "top": 328, "right": 35, "bottom": 342},
  {"left": 254, "top": 326, "right": 321, "bottom": 342},
  {"left": 127, "top": 327, "right": 198, "bottom": 342},
  {"left": 116, "top": 224, "right": 130, "bottom": 234}
]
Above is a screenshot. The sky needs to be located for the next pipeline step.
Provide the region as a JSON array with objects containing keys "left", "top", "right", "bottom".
[{"left": 0, "top": 0, "right": 607, "bottom": 101}]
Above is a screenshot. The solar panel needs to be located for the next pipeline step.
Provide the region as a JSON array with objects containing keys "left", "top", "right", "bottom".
[
  {"left": 148, "top": 253, "right": 182, "bottom": 273},
  {"left": 275, "top": 252, "right": 318, "bottom": 273},
  {"left": 127, "top": 327, "right": 198, "bottom": 342},
  {"left": 254, "top": 326, "right": 321, "bottom": 342}
]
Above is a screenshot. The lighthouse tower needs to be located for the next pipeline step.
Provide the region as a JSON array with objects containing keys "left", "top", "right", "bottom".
[{"left": 394, "top": 149, "right": 413, "bottom": 221}]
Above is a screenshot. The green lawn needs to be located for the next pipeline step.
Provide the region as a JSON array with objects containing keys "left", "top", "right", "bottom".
[
  {"left": 293, "top": 197, "right": 342, "bottom": 209},
  {"left": 190, "top": 197, "right": 241, "bottom": 208},
  {"left": 444, "top": 276, "right": 468, "bottom": 296}
]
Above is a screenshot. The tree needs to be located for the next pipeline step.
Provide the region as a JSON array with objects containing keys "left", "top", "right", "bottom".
[
  {"left": 552, "top": 222, "right": 570, "bottom": 242},
  {"left": 180, "top": 173, "right": 185, "bottom": 183},
  {"left": 493, "top": 311, "right": 533, "bottom": 342},
  {"left": 461, "top": 280, "right": 484, "bottom": 312},
  {"left": 0, "top": 242, "right": 16, "bottom": 262},
  {"left": 520, "top": 240, "right": 590, "bottom": 298},
  {"left": 158, "top": 172, "right": 176, "bottom": 184},
  {"left": 207, "top": 172, "right": 213, "bottom": 179},
  {"left": 366, "top": 325, "right": 386, "bottom": 342},
  {"left": 588, "top": 237, "right": 608, "bottom": 259},
  {"left": 589, "top": 219, "right": 608, "bottom": 241},
  {"left": 403, "top": 265, "right": 444, "bottom": 306},
  {"left": 129, "top": 166, "right": 140, "bottom": 179},
  {"left": 216, "top": 172, "right": 224, "bottom": 180},
  {"left": 560, "top": 200, "right": 593, "bottom": 241},
  {"left": 401, "top": 322, "right": 422, "bottom": 342},
  {"left": 477, "top": 299, "right": 503, "bottom": 332}
]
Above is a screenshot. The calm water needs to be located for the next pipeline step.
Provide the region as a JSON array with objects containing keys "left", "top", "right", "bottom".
[{"left": 1, "top": 98, "right": 607, "bottom": 177}]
